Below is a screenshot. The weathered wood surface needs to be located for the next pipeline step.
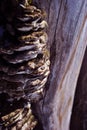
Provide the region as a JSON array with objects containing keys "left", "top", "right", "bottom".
[
  {"left": 32, "top": 0, "right": 87, "bottom": 130},
  {"left": 0, "top": 0, "right": 87, "bottom": 130},
  {"left": 70, "top": 48, "right": 87, "bottom": 130}
]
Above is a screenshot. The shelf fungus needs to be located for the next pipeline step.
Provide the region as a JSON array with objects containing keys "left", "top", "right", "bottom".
[{"left": 0, "top": 0, "right": 50, "bottom": 130}]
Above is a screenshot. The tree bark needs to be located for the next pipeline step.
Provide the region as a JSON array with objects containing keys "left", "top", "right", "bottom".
[{"left": 33, "top": 0, "right": 87, "bottom": 130}]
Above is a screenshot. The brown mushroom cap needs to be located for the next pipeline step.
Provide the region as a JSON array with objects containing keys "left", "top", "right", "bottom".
[{"left": 0, "top": 3, "right": 50, "bottom": 102}]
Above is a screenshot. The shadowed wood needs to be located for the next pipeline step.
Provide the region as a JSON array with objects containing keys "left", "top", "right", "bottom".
[{"left": 70, "top": 48, "right": 87, "bottom": 130}]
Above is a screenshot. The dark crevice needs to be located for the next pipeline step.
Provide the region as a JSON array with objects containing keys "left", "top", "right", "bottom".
[
  {"left": 32, "top": 103, "right": 44, "bottom": 130},
  {"left": 70, "top": 47, "right": 87, "bottom": 130}
]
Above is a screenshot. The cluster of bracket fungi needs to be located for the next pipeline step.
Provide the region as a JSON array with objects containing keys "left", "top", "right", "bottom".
[{"left": 0, "top": 0, "right": 50, "bottom": 129}]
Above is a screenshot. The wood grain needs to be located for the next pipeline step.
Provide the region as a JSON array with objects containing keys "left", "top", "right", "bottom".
[
  {"left": 0, "top": 0, "right": 87, "bottom": 130},
  {"left": 33, "top": 0, "right": 87, "bottom": 130}
]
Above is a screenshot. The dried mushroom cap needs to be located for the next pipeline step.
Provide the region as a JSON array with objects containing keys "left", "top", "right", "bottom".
[
  {"left": 18, "top": 31, "right": 48, "bottom": 43},
  {"left": 0, "top": 2, "right": 50, "bottom": 129},
  {"left": 0, "top": 2, "right": 50, "bottom": 103},
  {"left": 16, "top": 20, "right": 47, "bottom": 32},
  {"left": 1, "top": 102, "right": 37, "bottom": 129},
  {"left": 2, "top": 50, "right": 38, "bottom": 64}
]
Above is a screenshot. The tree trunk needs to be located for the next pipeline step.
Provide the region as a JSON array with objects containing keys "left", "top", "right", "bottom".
[
  {"left": 0, "top": 0, "right": 87, "bottom": 130},
  {"left": 33, "top": 0, "right": 87, "bottom": 130}
]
